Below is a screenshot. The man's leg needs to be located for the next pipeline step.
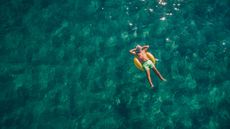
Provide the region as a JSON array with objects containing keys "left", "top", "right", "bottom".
[
  {"left": 152, "top": 65, "right": 167, "bottom": 81},
  {"left": 145, "top": 69, "right": 154, "bottom": 88}
]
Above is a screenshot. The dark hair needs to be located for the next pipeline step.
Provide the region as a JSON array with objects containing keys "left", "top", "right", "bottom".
[{"left": 136, "top": 47, "right": 141, "bottom": 53}]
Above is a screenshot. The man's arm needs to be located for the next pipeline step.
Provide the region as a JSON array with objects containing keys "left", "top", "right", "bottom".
[
  {"left": 142, "top": 45, "right": 149, "bottom": 52},
  {"left": 129, "top": 48, "right": 136, "bottom": 55}
]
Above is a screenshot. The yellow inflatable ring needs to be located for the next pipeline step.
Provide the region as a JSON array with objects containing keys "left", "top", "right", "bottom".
[{"left": 134, "top": 52, "right": 156, "bottom": 71}]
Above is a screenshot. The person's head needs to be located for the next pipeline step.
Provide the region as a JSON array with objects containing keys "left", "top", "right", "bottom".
[{"left": 135, "top": 45, "right": 142, "bottom": 53}]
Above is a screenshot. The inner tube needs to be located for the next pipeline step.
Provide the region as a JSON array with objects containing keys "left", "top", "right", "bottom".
[{"left": 133, "top": 52, "right": 156, "bottom": 71}]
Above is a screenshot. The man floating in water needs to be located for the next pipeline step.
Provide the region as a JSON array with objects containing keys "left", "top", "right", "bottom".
[{"left": 129, "top": 45, "right": 166, "bottom": 89}]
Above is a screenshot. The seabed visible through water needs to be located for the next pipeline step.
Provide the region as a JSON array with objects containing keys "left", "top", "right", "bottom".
[{"left": 0, "top": 0, "right": 229, "bottom": 129}]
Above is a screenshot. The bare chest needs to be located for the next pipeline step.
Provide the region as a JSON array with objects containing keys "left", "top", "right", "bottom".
[{"left": 137, "top": 52, "right": 149, "bottom": 62}]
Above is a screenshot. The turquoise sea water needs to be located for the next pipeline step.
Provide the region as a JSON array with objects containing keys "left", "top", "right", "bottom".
[{"left": 0, "top": 0, "right": 230, "bottom": 129}]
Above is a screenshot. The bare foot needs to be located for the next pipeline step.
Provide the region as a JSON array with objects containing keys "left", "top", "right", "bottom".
[
  {"left": 162, "top": 78, "right": 167, "bottom": 82},
  {"left": 161, "top": 78, "right": 167, "bottom": 81},
  {"left": 150, "top": 84, "right": 155, "bottom": 90}
]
